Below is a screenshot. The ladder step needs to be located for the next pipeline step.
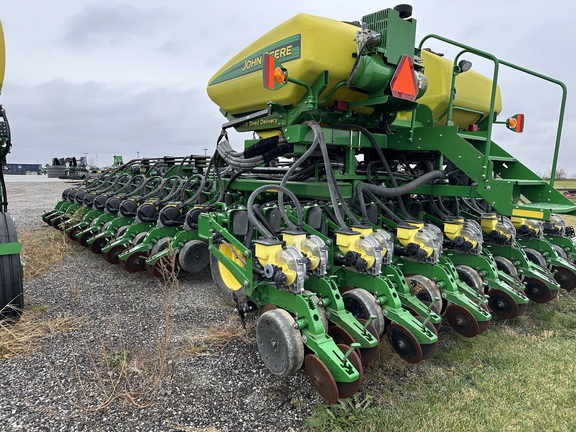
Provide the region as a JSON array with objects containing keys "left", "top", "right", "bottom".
[
  {"left": 459, "top": 133, "right": 487, "bottom": 142},
  {"left": 490, "top": 155, "right": 517, "bottom": 162},
  {"left": 499, "top": 178, "right": 546, "bottom": 186}
]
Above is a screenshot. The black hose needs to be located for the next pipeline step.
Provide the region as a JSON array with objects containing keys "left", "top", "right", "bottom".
[
  {"left": 247, "top": 184, "right": 304, "bottom": 239},
  {"left": 359, "top": 170, "right": 446, "bottom": 198}
]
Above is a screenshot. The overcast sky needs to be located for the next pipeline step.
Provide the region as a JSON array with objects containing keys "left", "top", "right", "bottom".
[{"left": 1, "top": 0, "right": 574, "bottom": 175}]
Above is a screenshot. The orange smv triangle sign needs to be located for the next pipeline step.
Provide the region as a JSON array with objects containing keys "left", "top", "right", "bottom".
[{"left": 390, "top": 55, "right": 418, "bottom": 101}]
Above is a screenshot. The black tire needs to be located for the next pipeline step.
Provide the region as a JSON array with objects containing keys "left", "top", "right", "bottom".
[
  {"left": 0, "top": 213, "right": 24, "bottom": 318},
  {"left": 524, "top": 248, "right": 548, "bottom": 269},
  {"left": 342, "top": 288, "right": 385, "bottom": 336},
  {"left": 256, "top": 309, "right": 304, "bottom": 377}
]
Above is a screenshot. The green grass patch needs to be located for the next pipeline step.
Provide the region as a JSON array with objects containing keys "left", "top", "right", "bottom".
[
  {"left": 553, "top": 179, "right": 576, "bottom": 189},
  {"left": 306, "top": 292, "right": 576, "bottom": 432}
]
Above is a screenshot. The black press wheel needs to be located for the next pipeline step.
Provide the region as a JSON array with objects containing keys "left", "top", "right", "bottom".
[
  {"left": 256, "top": 309, "right": 304, "bottom": 378},
  {"left": 406, "top": 274, "right": 444, "bottom": 315},
  {"left": 552, "top": 244, "right": 568, "bottom": 259}
]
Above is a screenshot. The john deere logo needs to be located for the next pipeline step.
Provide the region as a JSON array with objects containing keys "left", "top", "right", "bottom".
[{"left": 209, "top": 34, "right": 301, "bottom": 86}]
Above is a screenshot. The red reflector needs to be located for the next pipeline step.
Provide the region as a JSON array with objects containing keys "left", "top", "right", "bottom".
[
  {"left": 390, "top": 55, "right": 418, "bottom": 101},
  {"left": 263, "top": 54, "right": 276, "bottom": 90}
]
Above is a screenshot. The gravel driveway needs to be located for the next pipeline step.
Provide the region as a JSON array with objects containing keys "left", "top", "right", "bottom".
[{"left": 0, "top": 176, "right": 319, "bottom": 432}]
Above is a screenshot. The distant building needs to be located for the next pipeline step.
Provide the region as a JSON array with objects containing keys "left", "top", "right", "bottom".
[{"left": 2, "top": 163, "right": 42, "bottom": 175}]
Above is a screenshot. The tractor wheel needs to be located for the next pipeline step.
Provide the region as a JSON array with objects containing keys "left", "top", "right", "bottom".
[
  {"left": 178, "top": 240, "right": 210, "bottom": 273},
  {"left": 342, "top": 288, "right": 385, "bottom": 336},
  {"left": 256, "top": 309, "right": 304, "bottom": 377},
  {"left": 210, "top": 241, "right": 246, "bottom": 305},
  {"left": 406, "top": 274, "right": 444, "bottom": 314},
  {"left": 524, "top": 248, "right": 548, "bottom": 269},
  {"left": 493, "top": 256, "right": 520, "bottom": 282},
  {"left": 0, "top": 214, "right": 24, "bottom": 319},
  {"left": 455, "top": 265, "right": 485, "bottom": 294}
]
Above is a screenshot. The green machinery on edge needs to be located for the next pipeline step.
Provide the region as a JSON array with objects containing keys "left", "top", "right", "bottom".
[
  {"left": 41, "top": 4, "right": 576, "bottom": 403},
  {"left": 0, "top": 19, "right": 23, "bottom": 318}
]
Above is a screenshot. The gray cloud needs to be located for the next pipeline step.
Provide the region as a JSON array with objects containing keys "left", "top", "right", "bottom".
[{"left": 63, "top": 3, "right": 171, "bottom": 47}]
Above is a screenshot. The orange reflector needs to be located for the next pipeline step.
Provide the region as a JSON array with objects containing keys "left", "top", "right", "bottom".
[
  {"left": 274, "top": 67, "right": 286, "bottom": 84},
  {"left": 390, "top": 55, "right": 418, "bottom": 101},
  {"left": 263, "top": 54, "right": 276, "bottom": 90},
  {"left": 507, "top": 113, "right": 525, "bottom": 133}
]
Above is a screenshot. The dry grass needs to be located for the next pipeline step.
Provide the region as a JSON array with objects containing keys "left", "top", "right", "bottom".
[
  {"left": 58, "top": 252, "right": 180, "bottom": 410},
  {"left": 185, "top": 314, "right": 254, "bottom": 357},
  {"left": 18, "top": 228, "right": 73, "bottom": 281},
  {"left": 0, "top": 305, "right": 81, "bottom": 359}
]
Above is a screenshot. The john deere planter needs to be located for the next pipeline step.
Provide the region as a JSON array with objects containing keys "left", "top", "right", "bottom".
[{"left": 43, "top": 5, "right": 576, "bottom": 402}]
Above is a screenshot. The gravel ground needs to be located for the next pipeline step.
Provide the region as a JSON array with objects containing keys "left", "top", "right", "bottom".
[{"left": 0, "top": 176, "right": 320, "bottom": 432}]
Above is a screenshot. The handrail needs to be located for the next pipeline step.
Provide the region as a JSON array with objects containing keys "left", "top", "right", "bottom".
[{"left": 418, "top": 34, "right": 568, "bottom": 186}]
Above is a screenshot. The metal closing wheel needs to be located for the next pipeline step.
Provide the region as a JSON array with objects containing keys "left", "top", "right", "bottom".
[
  {"left": 67, "top": 226, "right": 82, "bottom": 241},
  {"left": 552, "top": 266, "right": 576, "bottom": 291},
  {"left": 342, "top": 288, "right": 385, "bottom": 336},
  {"left": 406, "top": 274, "right": 444, "bottom": 315},
  {"left": 104, "top": 245, "right": 125, "bottom": 264},
  {"left": 256, "top": 309, "right": 304, "bottom": 377},
  {"left": 414, "top": 316, "right": 438, "bottom": 360},
  {"left": 488, "top": 289, "right": 520, "bottom": 319},
  {"left": 336, "top": 344, "right": 363, "bottom": 399},
  {"left": 386, "top": 323, "right": 423, "bottom": 364},
  {"left": 122, "top": 252, "right": 147, "bottom": 273},
  {"left": 147, "top": 257, "right": 174, "bottom": 278},
  {"left": 445, "top": 304, "right": 480, "bottom": 337},
  {"left": 89, "top": 237, "right": 108, "bottom": 254},
  {"left": 178, "top": 240, "right": 210, "bottom": 273},
  {"left": 78, "top": 231, "right": 94, "bottom": 247},
  {"left": 524, "top": 277, "right": 556, "bottom": 303},
  {"left": 305, "top": 354, "right": 339, "bottom": 404}
]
